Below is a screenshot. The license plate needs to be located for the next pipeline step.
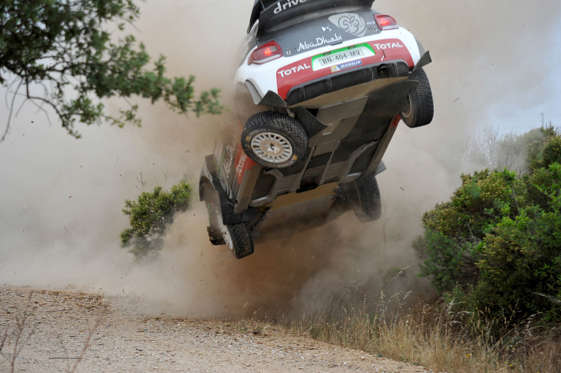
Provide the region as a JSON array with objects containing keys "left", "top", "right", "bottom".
[{"left": 312, "top": 44, "right": 374, "bottom": 71}]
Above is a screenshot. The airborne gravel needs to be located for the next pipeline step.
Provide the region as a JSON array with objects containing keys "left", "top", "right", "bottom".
[{"left": 0, "top": 286, "right": 428, "bottom": 373}]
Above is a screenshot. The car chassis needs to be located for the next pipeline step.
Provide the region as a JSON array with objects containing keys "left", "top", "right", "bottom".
[{"left": 200, "top": 0, "right": 434, "bottom": 259}]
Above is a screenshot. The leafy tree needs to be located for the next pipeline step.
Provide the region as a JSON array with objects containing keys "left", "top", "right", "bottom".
[
  {"left": 121, "top": 181, "right": 191, "bottom": 258},
  {"left": 418, "top": 127, "right": 561, "bottom": 329},
  {"left": 0, "top": 0, "right": 221, "bottom": 140}
]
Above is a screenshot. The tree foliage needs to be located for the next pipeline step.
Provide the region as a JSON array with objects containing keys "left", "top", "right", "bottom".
[
  {"left": 419, "top": 127, "right": 561, "bottom": 328},
  {"left": 0, "top": 0, "right": 221, "bottom": 139},
  {"left": 121, "top": 181, "right": 191, "bottom": 258}
]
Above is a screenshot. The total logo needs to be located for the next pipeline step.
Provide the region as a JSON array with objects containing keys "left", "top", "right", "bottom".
[
  {"left": 372, "top": 42, "right": 404, "bottom": 50},
  {"left": 278, "top": 63, "right": 311, "bottom": 78},
  {"left": 273, "top": 0, "right": 307, "bottom": 15}
]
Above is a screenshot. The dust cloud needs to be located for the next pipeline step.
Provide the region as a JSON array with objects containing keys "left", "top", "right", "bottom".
[{"left": 1, "top": 0, "right": 560, "bottom": 318}]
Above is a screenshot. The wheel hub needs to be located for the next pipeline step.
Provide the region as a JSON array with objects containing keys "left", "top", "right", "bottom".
[{"left": 251, "top": 132, "right": 293, "bottom": 164}]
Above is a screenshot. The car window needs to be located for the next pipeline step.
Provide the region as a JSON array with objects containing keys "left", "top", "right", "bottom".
[{"left": 258, "top": 8, "right": 379, "bottom": 58}]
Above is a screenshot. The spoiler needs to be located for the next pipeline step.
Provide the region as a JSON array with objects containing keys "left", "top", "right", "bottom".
[{"left": 248, "top": 0, "right": 375, "bottom": 33}]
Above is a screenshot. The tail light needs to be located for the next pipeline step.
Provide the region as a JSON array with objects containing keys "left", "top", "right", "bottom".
[
  {"left": 375, "top": 14, "right": 398, "bottom": 30},
  {"left": 249, "top": 41, "right": 283, "bottom": 65}
]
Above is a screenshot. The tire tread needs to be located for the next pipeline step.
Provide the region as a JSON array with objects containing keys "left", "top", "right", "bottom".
[{"left": 242, "top": 111, "right": 308, "bottom": 169}]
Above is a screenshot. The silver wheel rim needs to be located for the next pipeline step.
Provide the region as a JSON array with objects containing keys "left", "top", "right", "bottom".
[
  {"left": 250, "top": 132, "right": 293, "bottom": 164},
  {"left": 222, "top": 227, "right": 234, "bottom": 251}
]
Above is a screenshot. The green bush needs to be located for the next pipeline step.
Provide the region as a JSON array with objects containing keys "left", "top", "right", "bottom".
[
  {"left": 419, "top": 127, "right": 561, "bottom": 329},
  {"left": 420, "top": 169, "right": 526, "bottom": 291},
  {"left": 121, "top": 181, "right": 191, "bottom": 258}
]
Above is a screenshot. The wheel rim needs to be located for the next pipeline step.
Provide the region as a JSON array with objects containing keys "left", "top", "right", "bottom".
[
  {"left": 222, "top": 226, "right": 234, "bottom": 251},
  {"left": 401, "top": 95, "right": 413, "bottom": 118},
  {"left": 250, "top": 132, "right": 293, "bottom": 164}
]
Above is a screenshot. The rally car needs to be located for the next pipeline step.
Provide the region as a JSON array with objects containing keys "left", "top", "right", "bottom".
[{"left": 200, "top": 0, "right": 434, "bottom": 259}]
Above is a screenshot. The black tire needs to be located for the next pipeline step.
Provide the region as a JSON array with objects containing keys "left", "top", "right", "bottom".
[
  {"left": 242, "top": 111, "right": 308, "bottom": 169},
  {"left": 226, "top": 224, "right": 254, "bottom": 259},
  {"left": 401, "top": 68, "right": 434, "bottom": 128},
  {"left": 340, "top": 173, "right": 382, "bottom": 222},
  {"left": 207, "top": 226, "right": 225, "bottom": 246}
]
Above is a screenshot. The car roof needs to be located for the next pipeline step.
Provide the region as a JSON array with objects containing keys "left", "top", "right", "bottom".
[{"left": 248, "top": 0, "right": 375, "bottom": 33}]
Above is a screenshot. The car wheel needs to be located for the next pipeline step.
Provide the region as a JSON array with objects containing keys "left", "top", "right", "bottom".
[
  {"left": 207, "top": 226, "right": 225, "bottom": 246},
  {"left": 242, "top": 111, "right": 308, "bottom": 169},
  {"left": 340, "top": 173, "right": 382, "bottom": 222},
  {"left": 224, "top": 224, "right": 254, "bottom": 259},
  {"left": 401, "top": 68, "right": 434, "bottom": 128},
  {"left": 201, "top": 182, "right": 225, "bottom": 246}
]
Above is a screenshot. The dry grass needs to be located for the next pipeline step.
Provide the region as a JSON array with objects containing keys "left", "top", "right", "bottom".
[
  {"left": 286, "top": 294, "right": 561, "bottom": 373},
  {"left": 1, "top": 289, "right": 103, "bottom": 373}
]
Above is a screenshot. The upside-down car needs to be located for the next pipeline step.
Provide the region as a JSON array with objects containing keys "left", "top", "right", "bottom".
[{"left": 200, "top": 0, "right": 434, "bottom": 259}]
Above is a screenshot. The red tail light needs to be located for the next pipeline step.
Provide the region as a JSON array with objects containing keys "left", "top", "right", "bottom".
[
  {"left": 375, "top": 14, "right": 398, "bottom": 30},
  {"left": 249, "top": 41, "right": 283, "bottom": 65}
]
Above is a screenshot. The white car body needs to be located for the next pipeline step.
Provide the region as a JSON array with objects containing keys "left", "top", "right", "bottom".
[
  {"left": 200, "top": 1, "right": 434, "bottom": 259},
  {"left": 236, "top": 22, "right": 423, "bottom": 105}
]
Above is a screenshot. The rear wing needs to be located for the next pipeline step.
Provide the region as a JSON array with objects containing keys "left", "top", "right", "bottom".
[{"left": 248, "top": 0, "right": 375, "bottom": 33}]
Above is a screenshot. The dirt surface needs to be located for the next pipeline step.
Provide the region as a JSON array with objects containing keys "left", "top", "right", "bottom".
[{"left": 0, "top": 286, "right": 428, "bottom": 373}]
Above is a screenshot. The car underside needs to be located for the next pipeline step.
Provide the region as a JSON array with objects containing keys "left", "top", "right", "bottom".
[{"left": 200, "top": 0, "right": 434, "bottom": 259}]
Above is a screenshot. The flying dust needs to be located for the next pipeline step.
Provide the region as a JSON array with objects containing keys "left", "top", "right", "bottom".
[{"left": 1, "top": 0, "right": 560, "bottom": 319}]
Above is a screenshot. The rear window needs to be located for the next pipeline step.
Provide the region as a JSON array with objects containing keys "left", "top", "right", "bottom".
[
  {"left": 249, "top": 0, "right": 375, "bottom": 34},
  {"left": 259, "top": 8, "right": 379, "bottom": 58}
]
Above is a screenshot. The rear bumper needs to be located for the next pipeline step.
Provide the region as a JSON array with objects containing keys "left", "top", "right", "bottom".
[{"left": 286, "top": 60, "right": 410, "bottom": 106}]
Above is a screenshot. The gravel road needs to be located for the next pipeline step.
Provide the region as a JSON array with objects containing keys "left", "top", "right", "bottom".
[{"left": 0, "top": 286, "right": 428, "bottom": 373}]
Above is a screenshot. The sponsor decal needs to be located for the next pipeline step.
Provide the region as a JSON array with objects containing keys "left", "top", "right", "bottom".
[
  {"left": 273, "top": 0, "right": 307, "bottom": 15},
  {"left": 331, "top": 59, "right": 363, "bottom": 73},
  {"left": 234, "top": 145, "right": 257, "bottom": 186},
  {"left": 296, "top": 34, "right": 343, "bottom": 53},
  {"left": 372, "top": 41, "right": 404, "bottom": 50},
  {"left": 278, "top": 63, "right": 311, "bottom": 78},
  {"left": 235, "top": 153, "right": 247, "bottom": 184},
  {"left": 328, "top": 13, "right": 367, "bottom": 37}
]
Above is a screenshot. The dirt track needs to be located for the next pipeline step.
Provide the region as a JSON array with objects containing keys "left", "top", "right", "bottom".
[{"left": 0, "top": 286, "right": 428, "bottom": 373}]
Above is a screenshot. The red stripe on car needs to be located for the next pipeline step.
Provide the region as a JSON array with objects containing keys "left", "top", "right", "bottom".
[
  {"left": 276, "top": 39, "right": 413, "bottom": 99},
  {"left": 234, "top": 143, "right": 257, "bottom": 185}
]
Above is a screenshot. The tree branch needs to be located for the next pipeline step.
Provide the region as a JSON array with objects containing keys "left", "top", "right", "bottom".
[{"left": 1, "top": 79, "right": 24, "bottom": 142}]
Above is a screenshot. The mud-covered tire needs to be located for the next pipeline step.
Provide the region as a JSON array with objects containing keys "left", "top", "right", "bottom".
[
  {"left": 201, "top": 181, "right": 225, "bottom": 246},
  {"left": 225, "top": 224, "right": 254, "bottom": 259},
  {"left": 242, "top": 111, "right": 308, "bottom": 169},
  {"left": 401, "top": 68, "right": 434, "bottom": 128},
  {"left": 207, "top": 226, "right": 225, "bottom": 246},
  {"left": 340, "top": 173, "right": 382, "bottom": 222}
]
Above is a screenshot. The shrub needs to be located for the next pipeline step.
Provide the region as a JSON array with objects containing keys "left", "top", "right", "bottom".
[
  {"left": 120, "top": 181, "right": 191, "bottom": 258},
  {"left": 419, "top": 127, "right": 561, "bottom": 330},
  {"left": 420, "top": 169, "right": 526, "bottom": 292}
]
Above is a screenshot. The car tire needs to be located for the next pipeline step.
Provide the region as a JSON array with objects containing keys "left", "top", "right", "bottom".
[
  {"left": 242, "top": 111, "right": 308, "bottom": 169},
  {"left": 340, "top": 173, "right": 382, "bottom": 222},
  {"left": 225, "top": 224, "right": 254, "bottom": 259},
  {"left": 207, "top": 226, "right": 225, "bottom": 246},
  {"left": 401, "top": 68, "right": 434, "bottom": 128},
  {"left": 200, "top": 181, "right": 225, "bottom": 244}
]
